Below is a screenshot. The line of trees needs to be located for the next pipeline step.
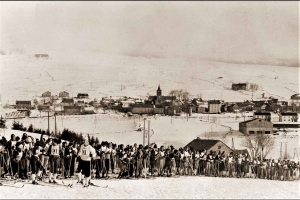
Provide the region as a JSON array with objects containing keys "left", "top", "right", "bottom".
[{"left": 11, "top": 121, "right": 100, "bottom": 145}]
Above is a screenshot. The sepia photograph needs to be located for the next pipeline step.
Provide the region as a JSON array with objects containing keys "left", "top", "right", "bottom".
[{"left": 0, "top": 1, "right": 299, "bottom": 199}]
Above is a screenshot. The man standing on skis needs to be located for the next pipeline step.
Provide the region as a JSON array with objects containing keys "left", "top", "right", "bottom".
[{"left": 77, "top": 136, "right": 96, "bottom": 187}]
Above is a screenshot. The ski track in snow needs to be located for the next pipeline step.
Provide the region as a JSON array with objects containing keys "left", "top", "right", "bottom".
[{"left": 0, "top": 177, "right": 299, "bottom": 199}]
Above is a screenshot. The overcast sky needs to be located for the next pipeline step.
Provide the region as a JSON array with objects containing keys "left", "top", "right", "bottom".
[{"left": 1, "top": 1, "right": 299, "bottom": 66}]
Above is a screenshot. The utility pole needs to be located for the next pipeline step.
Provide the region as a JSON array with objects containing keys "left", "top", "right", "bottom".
[
  {"left": 280, "top": 142, "right": 282, "bottom": 159},
  {"left": 285, "top": 142, "right": 288, "bottom": 159},
  {"left": 143, "top": 118, "right": 146, "bottom": 146},
  {"left": 47, "top": 110, "right": 50, "bottom": 135},
  {"left": 148, "top": 120, "right": 150, "bottom": 146},
  {"left": 54, "top": 113, "right": 57, "bottom": 135}
]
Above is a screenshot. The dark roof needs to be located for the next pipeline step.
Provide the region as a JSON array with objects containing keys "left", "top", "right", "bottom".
[
  {"left": 232, "top": 83, "right": 247, "bottom": 86},
  {"left": 239, "top": 118, "right": 259, "bottom": 124},
  {"left": 132, "top": 104, "right": 154, "bottom": 108},
  {"left": 185, "top": 138, "right": 232, "bottom": 152},
  {"left": 281, "top": 112, "right": 298, "bottom": 116},
  {"left": 239, "top": 118, "right": 271, "bottom": 125},
  {"left": 62, "top": 98, "right": 74, "bottom": 103},
  {"left": 16, "top": 101, "right": 31, "bottom": 104},
  {"left": 77, "top": 101, "right": 84, "bottom": 103},
  {"left": 254, "top": 112, "right": 271, "bottom": 115},
  {"left": 291, "top": 93, "right": 300, "bottom": 99},
  {"left": 158, "top": 96, "right": 176, "bottom": 100},
  {"left": 77, "top": 93, "right": 89, "bottom": 96},
  {"left": 208, "top": 100, "right": 221, "bottom": 104}
]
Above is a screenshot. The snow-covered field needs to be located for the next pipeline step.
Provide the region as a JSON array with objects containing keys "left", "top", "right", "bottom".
[{"left": 0, "top": 177, "right": 299, "bottom": 199}]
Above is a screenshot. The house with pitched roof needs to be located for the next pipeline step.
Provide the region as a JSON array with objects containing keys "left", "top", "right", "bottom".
[
  {"left": 185, "top": 137, "right": 233, "bottom": 155},
  {"left": 279, "top": 112, "right": 298, "bottom": 122},
  {"left": 208, "top": 100, "right": 222, "bottom": 114}
]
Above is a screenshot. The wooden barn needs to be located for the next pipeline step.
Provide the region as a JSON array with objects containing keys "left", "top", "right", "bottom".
[{"left": 184, "top": 137, "right": 233, "bottom": 155}]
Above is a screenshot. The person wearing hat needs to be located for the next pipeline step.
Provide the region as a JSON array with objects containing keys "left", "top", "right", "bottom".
[
  {"left": 149, "top": 145, "right": 157, "bottom": 176},
  {"left": 163, "top": 148, "right": 173, "bottom": 176},
  {"left": 30, "top": 145, "right": 43, "bottom": 185},
  {"left": 199, "top": 149, "right": 206, "bottom": 176},
  {"left": 77, "top": 136, "right": 96, "bottom": 187},
  {"left": 117, "top": 147, "right": 129, "bottom": 179},
  {"left": 173, "top": 149, "right": 180, "bottom": 175},
  {"left": 48, "top": 138, "right": 62, "bottom": 184},
  {"left": 11, "top": 142, "right": 24, "bottom": 179},
  {"left": 7, "top": 134, "right": 16, "bottom": 157},
  {"left": 39, "top": 138, "right": 52, "bottom": 177},
  {"left": 19, "top": 135, "right": 33, "bottom": 180},
  {"left": 134, "top": 145, "right": 143, "bottom": 178},
  {"left": 64, "top": 142, "right": 73, "bottom": 179}
]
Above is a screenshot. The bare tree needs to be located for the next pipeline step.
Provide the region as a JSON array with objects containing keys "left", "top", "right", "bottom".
[
  {"left": 249, "top": 83, "right": 259, "bottom": 91},
  {"left": 169, "top": 89, "right": 190, "bottom": 101},
  {"left": 242, "top": 133, "right": 275, "bottom": 159},
  {"left": 33, "top": 99, "right": 39, "bottom": 106}
]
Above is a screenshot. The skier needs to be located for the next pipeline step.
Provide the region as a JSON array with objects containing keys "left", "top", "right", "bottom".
[
  {"left": 48, "top": 138, "right": 62, "bottom": 183},
  {"left": 77, "top": 136, "right": 96, "bottom": 187},
  {"left": 30, "top": 145, "right": 42, "bottom": 185}
]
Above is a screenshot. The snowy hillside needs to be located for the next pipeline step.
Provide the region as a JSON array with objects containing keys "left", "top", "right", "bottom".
[{"left": 1, "top": 53, "right": 299, "bottom": 105}]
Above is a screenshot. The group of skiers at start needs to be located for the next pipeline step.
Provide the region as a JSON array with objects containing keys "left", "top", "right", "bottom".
[{"left": 0, "top": 132, "right": 299, "bottom": 188}]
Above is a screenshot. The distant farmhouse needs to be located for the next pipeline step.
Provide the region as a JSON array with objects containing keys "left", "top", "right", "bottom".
[
  {"left": 34, "top": 54, "right": 49, "bottom": 59},
  {"left": 41, "top": 91, "right": 51, "bottom": 97},
  {"left": 77, "top": 93, "right": 89, "bottom": 99},
  {"left": 208, "top": 100, "right": 222, "bottom": 114},
  {"left": 253, "top": 111, "right": 271, "bottom": 121},
  {"left": 232, "top": 83, "right": 249, "bottom": 91},
  {"left": 60, "top": 98, "right": 74, "bottom": 107},
  {"left": 16, "top": 101, "right": 31, "bottom": 110},
  {"left": 289, "top": 93, "right": 300, "bottom": 106},
  {"left": 59, "top": 91, "right": 69, "bottom": 98},
  {"left": 279, "top": 112, "right": 298, "bottom": 122}
]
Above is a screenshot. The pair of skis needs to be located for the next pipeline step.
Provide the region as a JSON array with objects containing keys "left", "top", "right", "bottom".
[
  {"left": 64, "top": 181, "right": 108, "bottom": 188},
  {"left": 0, "top": 180, "right": 24, "bottom": 188}
]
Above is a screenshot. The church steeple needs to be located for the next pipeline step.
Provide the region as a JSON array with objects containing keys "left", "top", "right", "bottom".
[{"left": 157, "top": 85, "right": 162, "bottom": 97}]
